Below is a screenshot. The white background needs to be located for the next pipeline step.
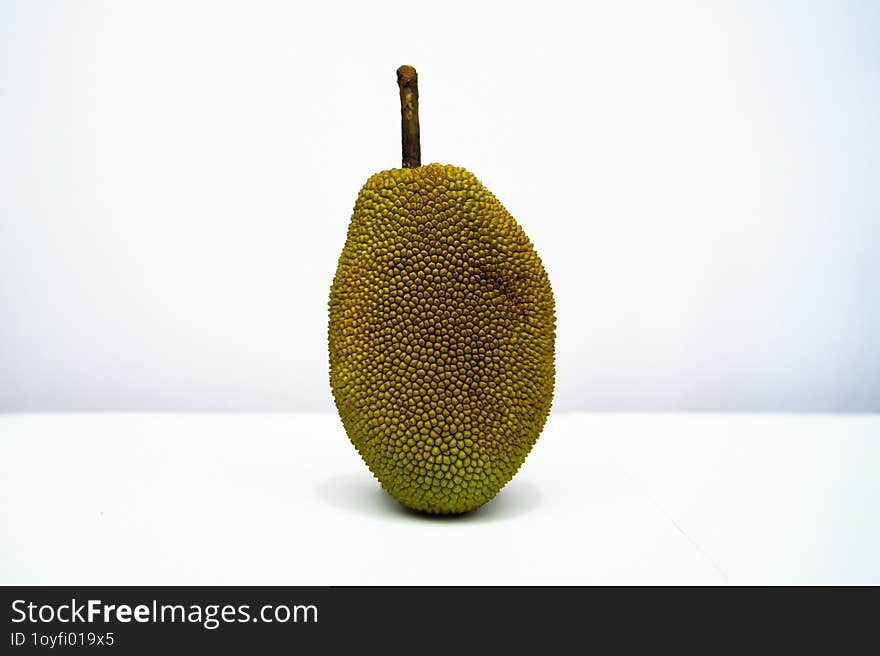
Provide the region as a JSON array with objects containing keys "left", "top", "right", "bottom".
[{"left": 2, "top": 0, "right": 879, "bottom": 413}]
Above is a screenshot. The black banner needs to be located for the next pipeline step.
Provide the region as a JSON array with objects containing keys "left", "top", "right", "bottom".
[{"left": 0, "top": 586, "right": 872, "bottom": 652}]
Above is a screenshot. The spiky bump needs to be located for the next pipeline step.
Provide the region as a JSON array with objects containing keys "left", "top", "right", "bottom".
[{"left": 328, "top": 163, "right": 555, "bottom": 514}]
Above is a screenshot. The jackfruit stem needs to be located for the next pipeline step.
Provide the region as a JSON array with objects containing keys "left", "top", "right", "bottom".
[{"left": 397, "top": 65, "right": 421, "bottom": 168}]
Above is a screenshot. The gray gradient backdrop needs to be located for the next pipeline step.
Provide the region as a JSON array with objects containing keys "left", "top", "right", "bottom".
[{"left": 1, "top": 0, "right": 879, "bottom": 412}]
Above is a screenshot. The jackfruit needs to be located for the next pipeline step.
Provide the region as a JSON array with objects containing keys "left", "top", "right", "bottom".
[{"left": 328, "top": 66, "right": 555, "bottom": 514}]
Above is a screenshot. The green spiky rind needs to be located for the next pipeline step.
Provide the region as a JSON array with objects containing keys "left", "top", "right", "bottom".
[{"left": 329, "top": 163, "right": 555, "bottom": 514}]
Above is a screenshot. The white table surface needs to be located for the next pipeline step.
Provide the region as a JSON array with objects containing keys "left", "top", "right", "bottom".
[{"left": 1, "top": 412, "right": 877, "bottom": 585}]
